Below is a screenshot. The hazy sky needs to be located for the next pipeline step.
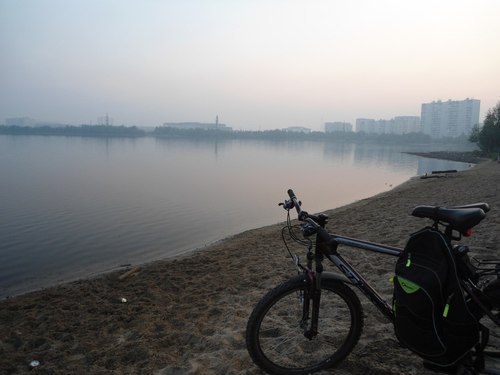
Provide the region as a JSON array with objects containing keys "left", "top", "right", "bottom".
[{"left": 1, "top": 0, "right": 499, "bottom": 130}]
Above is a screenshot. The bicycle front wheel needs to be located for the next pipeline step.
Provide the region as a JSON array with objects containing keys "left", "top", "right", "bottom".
[{"left": 246, "top": 274, "right": 363, "bottom": 375}]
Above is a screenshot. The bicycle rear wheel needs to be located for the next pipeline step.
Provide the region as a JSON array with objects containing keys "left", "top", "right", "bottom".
[{"left": 246, "top": 274, "right": 363, "bottom": 375}]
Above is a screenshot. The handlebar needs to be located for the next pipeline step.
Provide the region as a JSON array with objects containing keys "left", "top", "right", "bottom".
[
  {"left": 287, "top": 189, "right": 305, "bottom": 219},
  {"left": 283, "top": 189, "right": 332, "bottom": 241},
  {"left": 286, "top": 188, "right": 324, "bottom": 224}
]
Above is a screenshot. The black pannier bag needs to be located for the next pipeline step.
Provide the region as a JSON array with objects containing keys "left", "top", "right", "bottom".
[{"left": 393, "top": 227, "right": 480, "bottom": 367}]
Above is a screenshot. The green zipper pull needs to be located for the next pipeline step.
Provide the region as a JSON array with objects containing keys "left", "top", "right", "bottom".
[
  {"left": 443, "top": 304, "right": 450, "bottom": 318},
  {"left": 443, "top": 294, "right": 453, "bottom": 318},
  {"left": 406, "top": 254, "right": 411, "bottom": 267}
]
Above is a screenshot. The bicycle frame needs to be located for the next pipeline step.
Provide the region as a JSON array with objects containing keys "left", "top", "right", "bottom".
[{"left": 315, "top": 231, "right": 402, "bottom": 322}]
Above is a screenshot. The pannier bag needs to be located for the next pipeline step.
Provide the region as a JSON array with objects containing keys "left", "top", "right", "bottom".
[{"left": 393, "top": 227, "right": 480, "bottom": 367}]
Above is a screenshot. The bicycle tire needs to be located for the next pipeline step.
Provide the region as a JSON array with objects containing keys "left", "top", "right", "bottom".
[{"left": 246, "top": 274, "right": 363, "bottom": 375}]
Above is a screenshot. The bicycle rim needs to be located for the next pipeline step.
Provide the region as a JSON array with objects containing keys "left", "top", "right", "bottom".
[{"left": 248, "top": 277, "right": 362, "bottom": 374}]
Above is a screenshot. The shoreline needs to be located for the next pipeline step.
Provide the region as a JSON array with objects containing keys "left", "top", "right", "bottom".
[
  {"left": 405, "top": 150, "right": 485, "bottom": 164},
  {"left": 2, "top": 160, "right": 499, "bottom": 374}
]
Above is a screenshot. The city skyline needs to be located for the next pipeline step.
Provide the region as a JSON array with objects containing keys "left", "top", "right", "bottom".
[
  {"left": 1, "top": 1, "right": 499, "bottom": 130},
  {"left": 2, "top": 96, "right": 481, "bottom": 134}
]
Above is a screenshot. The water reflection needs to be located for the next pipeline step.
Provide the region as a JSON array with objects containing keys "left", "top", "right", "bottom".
[
  {"left": 0, "top": 135, "right": 472, "bottom": 298},
  {"left": 322, "top": 142, "right": 356, "bottom": 164}
]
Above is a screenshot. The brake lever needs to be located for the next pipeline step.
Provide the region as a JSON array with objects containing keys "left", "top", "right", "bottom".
[{"left": 279, "top": 199, "right": 295, "bottom": 210}]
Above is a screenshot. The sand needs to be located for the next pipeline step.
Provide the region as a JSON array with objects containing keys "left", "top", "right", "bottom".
[{"left": 1, "top": 159, "right": 500, "bottom": 375}]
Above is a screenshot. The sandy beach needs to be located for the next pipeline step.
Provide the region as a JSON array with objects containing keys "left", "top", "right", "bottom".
[{"left": 1, "top": 158, "right": 500, "bottom": 375}]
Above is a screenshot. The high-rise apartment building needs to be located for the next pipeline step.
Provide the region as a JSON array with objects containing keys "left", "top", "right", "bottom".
[{"left": 420, "top": 99, "right": 480, "bottom": 138}]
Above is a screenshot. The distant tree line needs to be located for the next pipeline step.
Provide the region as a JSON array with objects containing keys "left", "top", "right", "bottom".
[
  {"left": 469, "top": 101, "right": 500, "bottom": 154},
  {"left": 0, "top": 123, "right": 471, "bottom": 146},
  {"left": 153, "top": 126, "right": 436, "bottom": 144},
  {"left": 0, "top": 125, "right": 146, "bottom": 137}
]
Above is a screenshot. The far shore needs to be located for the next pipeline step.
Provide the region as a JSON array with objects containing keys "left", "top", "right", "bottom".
[
  {"left": 1, "top": 157, "right": 499, "bottom": 374},
  {"left": 405, "top": 150, "right": 486, "bottom": 164}
]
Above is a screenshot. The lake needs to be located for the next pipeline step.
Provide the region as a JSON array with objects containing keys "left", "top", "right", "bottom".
[{"left": 0, "top": 135, "right": 473, "bottom": 298}]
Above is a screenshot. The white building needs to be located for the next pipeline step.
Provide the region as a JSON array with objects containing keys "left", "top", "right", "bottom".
[
  {"left": 355, "top": 118, "right": 392, "bottom": 134},
  {"left": 420, "top": 99, "right": 480, "bottom": 138},
  {"left": 355, "top": 118, "right": 377, "bottom": 133},
  {"left": 356, "top": 116, "right": 421, "bottom": 134},
  {"left": 163, "top": 122, "right": 232, "bottom": 131},
  {"left": 5, "top": 117, "right": 67, "bottom": 128},
  {"left": 393, "top": 116, "right": 421, "bottom": 134},
  {"left": 285, "top": 126, "right": 311, "bottom": 133},
  {"left": 325, "top": 122, "right": 353, "bottom": 132},
  {"left": 5, "top": 117, "right": 38, "bottom": 127}
]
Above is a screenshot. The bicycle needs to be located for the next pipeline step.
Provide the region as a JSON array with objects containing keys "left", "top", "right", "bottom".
[{"left": 246, "top": 189, "right": 500, "bottom": 375}]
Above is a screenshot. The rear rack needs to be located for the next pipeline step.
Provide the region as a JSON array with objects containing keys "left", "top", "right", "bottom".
[{"left": 471, "top": 257, "right": 500, "bottom": 277}]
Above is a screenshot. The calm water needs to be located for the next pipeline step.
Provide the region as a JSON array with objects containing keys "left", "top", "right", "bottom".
[{"left": 0, "top": 135, "right": 472, "bottom": 297}]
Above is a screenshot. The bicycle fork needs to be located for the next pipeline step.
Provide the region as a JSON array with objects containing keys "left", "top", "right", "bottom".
[{"left": 301, "top": 252, "right": 324, "bottom": 340}]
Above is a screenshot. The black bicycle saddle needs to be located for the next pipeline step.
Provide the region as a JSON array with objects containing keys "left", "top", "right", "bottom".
[{"left": 412, "top": 204, "right": 488, "bottom": 232}]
